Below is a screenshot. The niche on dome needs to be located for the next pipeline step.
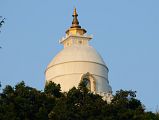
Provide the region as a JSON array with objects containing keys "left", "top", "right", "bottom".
[
  {"left": 81, "top": 72, "right": 96, "bottom": 92},
  {"left": 83, "top": 78, "right": 91, "bottom": 90}
]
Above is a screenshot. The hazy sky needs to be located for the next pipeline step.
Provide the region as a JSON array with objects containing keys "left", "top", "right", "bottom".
[{"left": 1, "top": 0, "right": 159, "bottom": 112}]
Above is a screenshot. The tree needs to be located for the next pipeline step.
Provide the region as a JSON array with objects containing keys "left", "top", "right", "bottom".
[
  {"left": 0, "top": 81, "right": 55, "bottom": 120},
  {"left": 48, "top": 81, "right": 104, "bottom": 120},
  {"left": 0, "top": 16, "right": 5, "bottom": 49},
  {"left": 0, "top": 16, "right": 5, "bottom": 29},
  {"left": 0, "top": 81, "right": 1, "bottom": 90},
  {"left": 44, "top": 81, "right": 62, "bottom": 98},
  {"left": 105, "top": 90, "right": 145, "bottom": 120},
  {"left": 0, "top": 81, "right": 159, "bottom": 120}
]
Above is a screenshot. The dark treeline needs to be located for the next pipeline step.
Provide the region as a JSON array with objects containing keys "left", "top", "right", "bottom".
[{"left": 0, "top": 81, "right": 158, "bottom": 120}]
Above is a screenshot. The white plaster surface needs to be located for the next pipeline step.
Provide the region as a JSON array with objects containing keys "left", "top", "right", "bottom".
[{"left": 45, "top": 35, "right": 112, "bottom": 94}]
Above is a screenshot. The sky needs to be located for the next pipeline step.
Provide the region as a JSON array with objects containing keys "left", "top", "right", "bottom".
[{"left": 0, "top": 0, "right": 159, "bottom": 112}]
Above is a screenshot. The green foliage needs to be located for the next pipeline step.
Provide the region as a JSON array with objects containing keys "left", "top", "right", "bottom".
[
  {"left": 0, "top": 16, "right": 5, "bottom": 48},
  {"left": 0, "top": 81, "right": 159, "bottom": 120},
  {"left": 44, "top": 81, "right": 61, "bottom": 98},
  {"left": 0, "top": 81, "right": 1, "bottom": 89},
  {"left": 0, "top": 17, "right": 5, "bottom": 29},
  {"left": 49, "top": 85, "right": 103, "bottom": 120},
  {"left": 0, "top": 81, "right": 55, "bottom": 120},
  {"left": 112, "top": 90, "right": 143, "bottom": 110}
]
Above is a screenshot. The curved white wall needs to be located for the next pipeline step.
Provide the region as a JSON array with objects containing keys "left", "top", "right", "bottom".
[{"left": 45, "top": 61, "right": 112, "bottom": 93}]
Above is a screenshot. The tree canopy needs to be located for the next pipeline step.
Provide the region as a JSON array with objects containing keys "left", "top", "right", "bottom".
[
  {"left": 0, "top": 81, "right": 158, "bottom": 120},
  {"left": 0, "top": 16, "right": 5, "bottom": 48}
]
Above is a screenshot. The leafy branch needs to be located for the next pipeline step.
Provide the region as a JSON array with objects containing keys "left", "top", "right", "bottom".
[
  {"left": 0, "top": 16, "right": 5, "bottom": 49},
  {"left": 0, "top": 16, "right": 5, "bottom": 29}
]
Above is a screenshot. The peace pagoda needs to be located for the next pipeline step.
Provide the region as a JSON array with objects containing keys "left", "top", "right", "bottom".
[{"left": 45, "top": 8, "right": 112, "bottom": 102}]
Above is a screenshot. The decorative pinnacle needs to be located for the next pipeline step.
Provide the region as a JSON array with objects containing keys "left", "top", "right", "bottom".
[
  {"left": 65, "top": 8, "right": 87, "bottom": 35},
  {"left": 73, "top": 8, "right": 77, "bottom": 16},
  {"left": 71, "top": 8, "right": 81, "bottom": 28}
]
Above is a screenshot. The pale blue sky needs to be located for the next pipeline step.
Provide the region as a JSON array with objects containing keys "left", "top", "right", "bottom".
[{"left": 0, "top": 0, "right": 159, "bottom": 112}]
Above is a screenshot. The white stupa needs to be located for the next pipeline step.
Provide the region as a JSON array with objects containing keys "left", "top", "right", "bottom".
[{"left": 45, "top": 8, "right": 112, "bottom": 101}]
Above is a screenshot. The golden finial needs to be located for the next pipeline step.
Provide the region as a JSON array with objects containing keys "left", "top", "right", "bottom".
[
  {"left": 73, "top": 8, "right": 77, "bottom": 16},
  {"left": 65, "top": 8, "right": 87, "bottom": 35},
  {"left": 71, "top": 8, "right": 81, "bottom": 28}
]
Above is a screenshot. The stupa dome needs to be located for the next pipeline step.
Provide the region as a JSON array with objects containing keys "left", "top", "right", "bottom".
[
  {"left": 47, "top": 45, "right": 107, "bottom": 69},
  {"left": 45, "top": 8, "right": 112, "bottom": 97}
]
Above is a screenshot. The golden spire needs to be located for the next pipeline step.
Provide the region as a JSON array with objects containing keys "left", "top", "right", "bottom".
[
  {"left": 73, "top": 8, "right": 77, "bottom": 16},
  {"left": 71, "top": 8, "right": 81, "bottom": 28},
  {"left": 66, "top": 8, "right": 87, "bottom": 35}
]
